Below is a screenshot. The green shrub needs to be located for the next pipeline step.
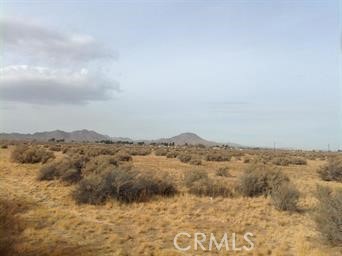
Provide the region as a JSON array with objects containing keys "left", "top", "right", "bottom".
[
  {"left": 271, "top": 183, "right": 299, "bottom": 211},
  {"left": 314, "top": 186, "right": 342, "bottom": 245},
  {"left": 318, "top": 157, "right": 342, "bottom": 182}
]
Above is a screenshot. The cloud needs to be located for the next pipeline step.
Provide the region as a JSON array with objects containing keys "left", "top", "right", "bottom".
[
  {"left": 0, "top": 16, "right": 116, "bottom": 63},
  {"left": 0, "top": 65, "right": 120, "bottom": 104}
]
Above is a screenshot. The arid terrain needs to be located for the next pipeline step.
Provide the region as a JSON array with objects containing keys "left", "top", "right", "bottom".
[{"left": 0, "top": 142, "right": 341, "bottom": 256}]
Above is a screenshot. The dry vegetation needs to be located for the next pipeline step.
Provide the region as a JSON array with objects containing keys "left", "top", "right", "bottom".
[{"left": 1, "top": 142, "right": 341, "bottom": 255}]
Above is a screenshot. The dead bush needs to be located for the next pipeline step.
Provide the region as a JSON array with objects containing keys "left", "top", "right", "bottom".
[
  {"left": 272, "top": 156, "right": 307, "bottom": 166},
  {"left": 189, "top": 158, "right": 202, "bottom": 165},
  {"left": 318, "top": 157, "right": 342, "bottom": 182},
  {"left": 271, "top": 183, "right": 299, "bottom": 211},
  {"left": 49, "top": 144, "right": 61, "bottom": 152},
  {"left": 205, "top": 151, "right": 231, "bottom": 162},
  {"left": 73, "top": 169, "right": 177, "bottom": 204},
  {"left": 289, "top": 157, "right": 307, "bottom": 165},
  {"left": 0, "top": 199, "right": 26, "bottom": 256},
  {"left": 178, "top": 153, "right": 192, "bottom": 163},
  {"left": 238, "top": 164, "right": 289, "bottom": 197},
  {"left": 114, "top": 151, "right": 132, "bottom": 162},
  {"left": 11, "top": 145, "right": 55, "bottom": 164},
  {"left": 61, "top": 168, "right": 82, "bottom": 183},
  {"left": 188, "top": 179, "right": 233, "bottom": 197},
  {"left": 272, "top": 157, "right": 290, "bottom": 166},
  {"left": 166, "top": 151, "right": 178, "bottom": 158},
  {"left": 155, "top": 148, "right": 168, "bottom": 156},
  {"left": 83, "top": 155, "right": 119, "bottom": 175},
  {"left": 38, "top": 155, "right": 86, "bottom": 183},
  {"left": 73, "top": 174, "right": 111, "bottom": 204},
  {"left": 128, "top": 147, "right": 151, "bottom": 156},
  {"left": 314, "top": 186, "right": 342, "bottom": 245},
  {"left": 1, "top": 144, "right": 8, "bottom": 149},
  {"left": 216, "top": 167, "right": 231, "bottom": 177},
  {"left": 184, "top": 169, "right": 208, "bottom": 188}
]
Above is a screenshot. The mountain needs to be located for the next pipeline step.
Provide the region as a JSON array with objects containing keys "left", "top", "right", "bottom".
[
  {"left": 0, "top": 129, "right": 110, "bottom": 142},
  {"left": 0, "top": 130, "right": 240, "bottom": 147},
  {"left": 150, "top": 132, "right": 221, "bottom": 146}
]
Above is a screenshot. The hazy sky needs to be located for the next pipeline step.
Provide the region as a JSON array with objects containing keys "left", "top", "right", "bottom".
[{"left": 0, "top": 0, "right": 341, "bottom": 150}]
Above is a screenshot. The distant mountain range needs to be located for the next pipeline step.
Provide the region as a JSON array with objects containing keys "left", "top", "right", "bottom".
[
  {"left": 0, "top": 129, "right": 240, "bottom": 147},
  {"left": 144, "top": 132, "right": 219, "bottom": 146}
]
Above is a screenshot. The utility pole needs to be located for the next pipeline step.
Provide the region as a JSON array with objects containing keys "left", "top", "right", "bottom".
[
  {"left": 273, "top": 142, "right": 276, "bottom": 152},
  {"left": 328, "top": 144, "right": 330, "bottom": 152}
]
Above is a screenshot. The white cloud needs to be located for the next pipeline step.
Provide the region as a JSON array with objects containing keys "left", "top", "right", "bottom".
[
  {"left": 0, "top": 65, "right": 119, "bottom": 104},
  {"left": 0, "top": 16, "right": 116, "bottom": 63}
]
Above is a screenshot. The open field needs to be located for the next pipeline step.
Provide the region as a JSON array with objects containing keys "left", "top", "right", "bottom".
[{"left": 0, "top": 143, "right": 341, "bottom": 255}]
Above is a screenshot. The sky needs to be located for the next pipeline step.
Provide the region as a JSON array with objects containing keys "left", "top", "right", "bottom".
[{"left": 0, "top": 0, "right": 341, "bottom": 150}]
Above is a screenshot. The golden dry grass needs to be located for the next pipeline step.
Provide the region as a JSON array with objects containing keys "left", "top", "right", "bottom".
[{"left": 0, "top": 146, "right": 341, "bottom": 255}]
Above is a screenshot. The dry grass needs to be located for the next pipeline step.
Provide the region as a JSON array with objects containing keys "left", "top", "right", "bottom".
[{"left": 0, "top": 145, "right": 341, "bottom": 255}]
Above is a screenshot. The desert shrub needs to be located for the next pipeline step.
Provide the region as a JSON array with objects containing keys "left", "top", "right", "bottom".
[
  {"left": 115, "top": 173, "right": 177, "bottom": 203},
  {"left": 289, "top": 157, "right": 307, "bottom": 165},
  {"left": 1, "top": 144, "right": 8, "bottom": 149},
  {"left": 271, "top": 183, "right": 299, "bottom": 211},
  {"left": 272, "top": 156, "right": 307, "bottom": 166},
  {"left": 83, "top": 155, "right": 119, "bottom": 175},
  {"left": 60, "top": 168, "right": 82, "bottom": 183},
  {"left": 154, "top": 148, "right": 168, "bottom": 156},
  {"left": 216, "top": 167, "right": 231, "bottom": 177},
  {"left": 73, "top": 174, "right": 111, "bottom": 204},
  {"left": 189, "top": 158, "right": 202, "bottom": 165},
  {"left": 184, "top": 169, "right": 209, "bottom": 188},
  {"left": 166, "top": 151, "right": 178, "bottom": 158},
  {"left": 73, "top": 169, "right": 177, "bottom": 204},
  {"left": 49, "top": 144, "right": 61, "bottom": 152},
  {"left": 178, "top": 153, "right": 192, "bottom": 163},
  {"left": 318, "top": 157, "right": 342, "bottom": 182},
  {"left": 184, "top": 170, "right": 232, "bottom": 197},
  {"left": 114, "top": 151, "right": 132, "bottom": 162},
  {"left": 314, "top": 186, "right": 342, "bottom": 245},
  {"left": 243, "top": 157, "right": 251, "bottom": 163},
  {"left": 38, "top": 155, "right": 86, "bottom": 183},
  {"left": 205, "top": 151, "right": 231, "bottom": 162},
  {"left": 238, "top": 164, "right": 289, "bottom": 197},
  {"left": 272, "top": 157, "right": 290, "bottom": 166},
  {"left": 11, "top": 145, "right": 55, "bottom": 164},
  {"left": 128, "top": 147, "right": 151, "bottom": 156},
  {"left": 188, "top": 179, "right": 233, "bottom": 197},
  {"left": 0, "top": 200, "right": 26, "bottom": 256}
]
